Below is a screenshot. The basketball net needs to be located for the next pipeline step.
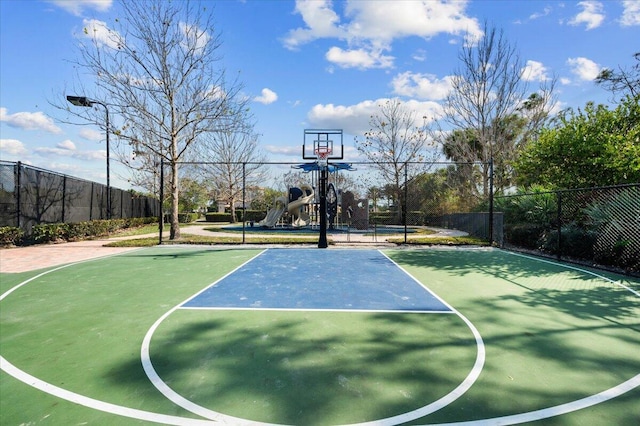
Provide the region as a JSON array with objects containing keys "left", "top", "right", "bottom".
[{"left": 315, "top": 147, "right": 331, "bottom": 168}]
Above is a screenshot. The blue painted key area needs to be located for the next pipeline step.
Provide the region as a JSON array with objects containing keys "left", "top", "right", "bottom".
[{"left": 182, "top": 249, "right": 451, "bottom": 312}]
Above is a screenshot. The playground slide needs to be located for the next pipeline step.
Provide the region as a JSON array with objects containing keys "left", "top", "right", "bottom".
[
  {"left": 258, "top": 196, "right": 287, "bottom": 227},
  {"left": 288, "top": 184, "right": 314, "bottom": 227}
]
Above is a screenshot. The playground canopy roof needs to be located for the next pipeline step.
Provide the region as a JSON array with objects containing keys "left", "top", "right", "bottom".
[{"left": 293, "top": 162, "right": 355, "bottom": 172}]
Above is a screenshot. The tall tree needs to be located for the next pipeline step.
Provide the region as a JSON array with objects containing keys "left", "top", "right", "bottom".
[
  {"left": 354, "top": 98, "right": 434, "bottom": 220},
  {"left": 64, "top": 0, "right": 246, "bottom": 239},
  {"left": 595, "top": 52, "right": 639, "bottom": 99},
  {"left": 437, "top": 21, "right": 555, "bottom": 197},
  {"left": 515, "top": 95, "right": 640, "bottom": 189},
  {"left": 190, "top": 115, "right": 266, "bottom": 223}
]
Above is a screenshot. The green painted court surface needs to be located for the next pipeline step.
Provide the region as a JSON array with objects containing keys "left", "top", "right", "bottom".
[{"left": 1, "top": 247, "right": 639, "bottom": 425}]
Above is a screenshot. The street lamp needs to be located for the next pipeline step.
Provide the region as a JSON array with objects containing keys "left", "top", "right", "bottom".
[{"left": 66, "top": 95, "right": 111, "bottom": 219}]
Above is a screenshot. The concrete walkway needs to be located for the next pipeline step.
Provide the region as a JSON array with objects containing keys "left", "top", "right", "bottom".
[{"left": 0, "top": 225, "right": 466, "bottom": 273}]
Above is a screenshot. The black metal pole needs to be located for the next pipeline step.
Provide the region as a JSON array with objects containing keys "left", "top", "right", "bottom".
[
  {"left": 62, "top": 175, "right": 67, "bottom": 223},
  {"left": 488, "top": 157, "right": 494, "bottom": 246},
  {"left": 15, "top": 161, "right": 21, "bottom": 229},
  {"left": 404, "top": 163, "right": 408, "bottom": 244},
  {"left": 557, "top": 191, "right": 562, "bottom": 260},
  {"left": 89, "top": 182, "right": 94, "bottom": 221},
  {"left": 242, "top": 162, "right": 246, "bottom": 244},
  {"left": 318, "top": 165, "right": 328, "bottom": 248},
  {"left": 159, "top": 160, "right": 164, "bottom": 245}
]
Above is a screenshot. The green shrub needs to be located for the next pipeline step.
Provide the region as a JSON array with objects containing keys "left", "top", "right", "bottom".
[
  {"left": 235, "top": 210, "right": 266, "bottom": 222},
  {"left": 32, "top": 223, "right": 67, "bottom": 243},
  {"left": 205, "top": 212, "right": 232, "bottom": 222},
  {"left": 505, "top": 223, "right": 546, "bottom": 249},
  {"left": 0, "top": 226, "right": 23, "bottom": 246},
  {"left": 370, "top": 211, "right": 399, "bottom": 225},
  {"left": 177, "top": 213, "right": 196, "bottom": 223},
  {"left": 541, "top": 223, "right": 596, "bottom": 258},
  {"left": 65, "top": 221, "right": 92, "bottom": 240}
]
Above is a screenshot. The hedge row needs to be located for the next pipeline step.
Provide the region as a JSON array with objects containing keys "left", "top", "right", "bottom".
[
  {"left": 205, "top": 210, "right": 266, "bottom": 223},
  {"left": 0, "top": 217, "right": 157, "bottom": 247}
]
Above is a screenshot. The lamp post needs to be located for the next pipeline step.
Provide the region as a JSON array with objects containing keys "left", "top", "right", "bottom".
[{"left": 67, "top": 95, "right": 111, "bottom": 219}]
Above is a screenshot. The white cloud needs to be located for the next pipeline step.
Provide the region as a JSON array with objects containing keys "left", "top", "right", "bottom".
[
  {"left": 35, "top": 145, "right": 106, "bottom": 161},
  {"left": 325, "top": 46, "right": 394, "bottom": 69},
  {"left": 342, "top": 0, "right": 482, "bottom": 42},
  {"left": 79, "top": 128, "right": 103, "bottom": 141},
  {"left": 282, "top": 0, "right": 344, "bottom": 50},
  {"left": 0, "top": 107, "right": 62, "bottom": 134},
  {"left": 567, "top": 57, "right": 601, "bottom": 81},
  {"left": 254, "top": 88, "right": 278, "bottom": 105},
  {"left": 80, "top": 18, "right": 122, "bottom": 49},
  {"left": 391, "top": 72, "right": 452, "bottom": 100},
  {"left": 283, "top": 0, "right": 482, "bottom": 70},
  {"left": 522, "top": 60, "right": 550, "bottom": 82},
  {"left": 263, "top": 145, "right": 300, "bottom": 157},
  {"left": 0, "top": 139, "right": 29, "bottom": 156},
  {"left": 529, "top": 6, "right": 552, "bottom": 20},
  {"left": 48, "top": 0, "right": 112, "bottom": 16},
  {"left": 179, "top": 22, "right": 210, "bottom": 52},
  {"left": 621, "top": 0, "right": 640, "bottom": 26},
  {"left": 307, "top": 98, "right": 443, "bottom": 136},
  {"left": 412, "top": 49, "right": 427, "bottom": 62},
  {"left": 569, "top": 1, "right": 605, "bottom": 30},
  {"left": 57, "top": 140, "right": 77, "bottom": 150}
]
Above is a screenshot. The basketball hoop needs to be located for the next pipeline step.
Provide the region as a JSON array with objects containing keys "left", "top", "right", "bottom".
[{"left": 315, "top": 147, "right": 331, "bottom": 168}]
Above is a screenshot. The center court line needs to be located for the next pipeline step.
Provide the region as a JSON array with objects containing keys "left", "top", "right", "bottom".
[{"left": 142, "top": 248, "right": 486, "bottom": 425}]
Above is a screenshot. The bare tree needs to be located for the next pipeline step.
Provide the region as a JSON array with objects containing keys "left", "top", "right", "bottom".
[
  {"left": 190, "top": 115, "right": 266, "bottom": 222},
  {"left": 354, "top": 98, "right": 435, "bottom": 219},
  {"left": 440, "top": 21, "right": 529, "bottom": 197},
  {"left": 62, "top": 0, "right": 247, "bottom": 239}
]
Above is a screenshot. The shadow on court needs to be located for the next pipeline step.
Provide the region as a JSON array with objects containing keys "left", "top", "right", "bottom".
[
  {"left": 387, "top": 248, "right": 640, "bottom": 425},
  {"left": 111, "top": 310, "right": 475, "bottom": 425}
]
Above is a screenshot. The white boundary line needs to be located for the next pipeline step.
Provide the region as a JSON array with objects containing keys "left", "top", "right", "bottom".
[
  {"left": 0, "top": 248, "right": 218, "bottom": 424},
  {"left": 433, "top": 373, "right": 640, "bottom": 426},
  {"left": 180, "top": 306, "right": 457, "bottom": 314},
  {"left": 506, "top": 250, "right": 640, "bottom": 297},
  {"left": 0, "top": 356, "right": 214, "bottom": 425},
  {"left": 1, "top": 247, "right": 638, "bottom": 425},
  {"left": 426, "top": 249, "right": 640, "bottom": 425},
  {"left": 142, "top": 249, "right": 486, "bottom": 426},
  {"left": 141, "top": 249, "right": 279, "bottom": 425}
]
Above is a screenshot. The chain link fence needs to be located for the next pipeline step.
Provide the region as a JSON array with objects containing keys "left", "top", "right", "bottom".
[
  {"left": 5, "top": 158, "right": 635, "bottom": 274},
  {"left": 170, "top": 160, "right": 498, "bottom": 242},
  {"left": 496, "top": 184, "right": 640, "bottom": 274},
  {"left": 0, "top": 161, "right": 160, "bottom": 234}
]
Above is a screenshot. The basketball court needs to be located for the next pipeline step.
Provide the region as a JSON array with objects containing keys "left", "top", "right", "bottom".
[{"left": 2, "top": 245, "right": 639, "bottom": 425}]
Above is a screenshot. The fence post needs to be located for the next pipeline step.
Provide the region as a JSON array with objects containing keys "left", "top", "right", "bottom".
[
  {"left": 158, "top": 160, "right": 164, "bottom": 245},
  {"left": 489, "top": 158, "right": 494, "bottom": 246},
  {"left": 403, "top": 163, "right": 408, "bottom": 244},
  {"left": 62, "top": 175, "right": 67, "bottom": 223},
  {"left": 242, "top": 162, "right": 246, "bottom": 244},
  {"left": 15, "top": 161, "right": 21, "bottom": 229},
  {"left": 556, "top": 191, "right": 562, "bottom": 260},
  {"left": 89, "top": 182, "right": 94, "bottom": 221}
]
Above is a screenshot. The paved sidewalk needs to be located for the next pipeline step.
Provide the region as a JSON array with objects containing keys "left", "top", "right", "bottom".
[
  {"left": 0, "top": 225, "right": 466, "bottom": 273},
  {"left": 0, "top": 239, "right": 145, "bottom": 274}
]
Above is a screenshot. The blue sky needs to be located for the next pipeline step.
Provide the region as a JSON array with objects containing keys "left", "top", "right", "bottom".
[{"left": 1, "top": 0, "right": 639, "bottom": 189}]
